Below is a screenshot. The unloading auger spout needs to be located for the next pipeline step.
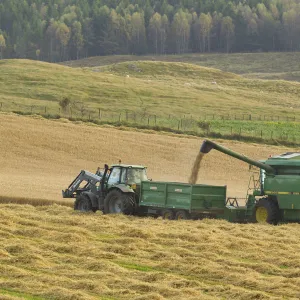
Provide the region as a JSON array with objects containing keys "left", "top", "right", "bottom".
[{"left": 200, "top": 139, "right": 276, "bottom": 174}]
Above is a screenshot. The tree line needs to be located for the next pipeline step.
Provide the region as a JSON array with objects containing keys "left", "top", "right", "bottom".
[{"left": 1, "top": 0, "right": 300, "bottom": 62}]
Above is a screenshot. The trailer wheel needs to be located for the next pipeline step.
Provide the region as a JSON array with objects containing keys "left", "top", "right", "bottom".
[
  {"left": 74, "top": 194, "right": 95, "bottom": 212},
  {"left": 175, "top": 210, "right": 190, "bottom": 220},
  {"left": 104, "top": 190, "right": 135, "bottom": 215},
  {"left": 255, "top": 198, "right": 279, "bottom": 225},
  {"left": 162, "top": 210, "right": 174, "bottom": 220}
]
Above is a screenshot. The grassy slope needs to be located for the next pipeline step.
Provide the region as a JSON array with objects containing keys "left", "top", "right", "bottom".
[
  {"left": 62, "top": 52, "right": 300, "bottom": 81},
  {"left": 2, "top": 204, "right": 300, "bottom": 300},
  {"left": 1, "top": 59, "right": 300, "bottom": 120}
]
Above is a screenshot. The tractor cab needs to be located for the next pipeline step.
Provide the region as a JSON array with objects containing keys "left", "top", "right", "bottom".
[{"left": 106, "top": 164, "right": 148, "bottom": 188}]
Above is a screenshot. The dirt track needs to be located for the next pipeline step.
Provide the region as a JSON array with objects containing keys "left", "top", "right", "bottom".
[{"left": 0, "top": 113, "right": 292, "bottom": 201}]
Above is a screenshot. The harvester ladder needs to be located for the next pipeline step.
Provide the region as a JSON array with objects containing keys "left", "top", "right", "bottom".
[
  {"left": 246, "top": 168, "right": 260, "bottom": 196},
  {"left": 245, "top": 168, "right": 260, "bottom": 216}
]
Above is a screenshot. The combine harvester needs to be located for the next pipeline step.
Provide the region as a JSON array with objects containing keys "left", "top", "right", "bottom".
[{"left": 63, "top": 140, "right": 300, "bottom": 224}]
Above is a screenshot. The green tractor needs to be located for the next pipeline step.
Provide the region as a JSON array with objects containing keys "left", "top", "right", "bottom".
[{"left": 62, "top": 164, "right": 148, "bottom": 214}]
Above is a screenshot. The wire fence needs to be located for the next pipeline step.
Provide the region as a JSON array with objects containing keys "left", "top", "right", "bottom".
[
  {"left": 2, "top": 101, "right": 299, "bottom": 122},
  {"left": 2, "top": 101, "right": 300, "bottom": 145}
]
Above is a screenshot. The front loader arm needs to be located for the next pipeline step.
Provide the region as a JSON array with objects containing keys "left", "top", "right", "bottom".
[{"left": 62, "top": 170, "right": 101, "bottom": 198}]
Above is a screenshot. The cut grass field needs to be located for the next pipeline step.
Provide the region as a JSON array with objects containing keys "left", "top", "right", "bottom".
[
  {"left": 2, "top": 59, "right": 300, "bottom": 120},
  {"left": 62, "top": 52, "right": 300, "bottom": 81},
  {"left": 2, "top": 204, "right": 300, "bottom": 299},
  {"left": 1, "top": 114, "right": 300, "bottom": 299}
]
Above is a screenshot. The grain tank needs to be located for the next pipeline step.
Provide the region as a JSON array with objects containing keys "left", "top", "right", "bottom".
[{"left": 200, "top": 140, "right": 300, "bottom": 224}]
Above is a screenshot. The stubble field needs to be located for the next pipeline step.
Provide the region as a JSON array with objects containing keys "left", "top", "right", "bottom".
[
  {"left": 0, "top": 113, "right": 292, "bottom": 201},
  {"left": 1, "top": 113, "right": 300, "bottom": 300}
]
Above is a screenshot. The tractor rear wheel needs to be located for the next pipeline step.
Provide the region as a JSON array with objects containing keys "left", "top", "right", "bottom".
[
  {"left": 255, "top": 198, "right": 279, "bottom": 225},
  {"left": 104, "top": 190, "right": 135, "bottom": 215},
  {"left": 162, "top": 209, "right": 175, "bottom": 220},
  {"left": 74, "top": 194, "right": 94, "bottom": 212},
  {"left": 175, "top": 210, "right": 190, "bottom": 220}
]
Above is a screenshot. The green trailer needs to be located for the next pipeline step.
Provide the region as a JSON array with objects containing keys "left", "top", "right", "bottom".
[{"left": 139, "top": 181, "right": 247, "bottom": 221}]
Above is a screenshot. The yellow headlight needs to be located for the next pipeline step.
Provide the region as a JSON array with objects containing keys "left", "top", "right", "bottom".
[{"left": 131, "top": 184, "right": 137, "bottom": 190}]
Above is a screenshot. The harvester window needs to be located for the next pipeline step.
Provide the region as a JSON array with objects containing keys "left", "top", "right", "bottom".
[{"left": 108, "top": 167, "right": 121, "bottom": 185}]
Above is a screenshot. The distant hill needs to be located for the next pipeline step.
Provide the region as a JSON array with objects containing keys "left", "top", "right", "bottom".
[
  {"left": 1, "top": 59, "right": 300, "bottom": 121},
  {"left": 62, "top": 52, "right": 300, "bottom": 82}
]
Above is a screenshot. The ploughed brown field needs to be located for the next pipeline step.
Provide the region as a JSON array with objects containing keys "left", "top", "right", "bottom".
[{"left": 0, "top": 113, "right": 291, "bottom": 202}]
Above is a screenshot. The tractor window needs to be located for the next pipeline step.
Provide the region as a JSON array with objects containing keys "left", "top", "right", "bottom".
[
  {"left": 120, "top": 169, "right": 127, "bottom": 183},
  {"left": 127, "top": 168, "right": 148, "bottom": 184},
  {"left": 108, "top": 168, "right": 121, "bottom": 185}
]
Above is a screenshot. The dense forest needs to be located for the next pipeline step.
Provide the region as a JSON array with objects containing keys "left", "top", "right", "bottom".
[{"left": 0, "top": 0, "right": 300, "bottom": 62}]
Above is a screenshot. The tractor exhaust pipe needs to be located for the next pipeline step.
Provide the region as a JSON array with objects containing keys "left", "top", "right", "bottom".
[{"left": 200, "top": 139, "right": 275, "bottom": 174}]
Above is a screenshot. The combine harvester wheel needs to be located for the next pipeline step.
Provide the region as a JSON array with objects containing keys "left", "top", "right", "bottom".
[{"left": 255, "top": 198, "right": 279, "bottom": 225}]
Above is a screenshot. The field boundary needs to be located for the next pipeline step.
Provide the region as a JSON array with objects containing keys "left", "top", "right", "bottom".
[
  {"left": 0, "top": 195, "right": 73, "bottom": 207},
  {"left": 5, "top": 110, "right": 300, "bottom": 148}
]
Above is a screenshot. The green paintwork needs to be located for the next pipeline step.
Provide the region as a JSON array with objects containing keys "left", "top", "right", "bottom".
[
  {"left": 139, "top": 181, "right": 248, "bottom": 221},
  {"left": 140, "top": 181, "right": 226, "bottom": 212},
  {"left": 200, "top": 140, "right": 300, "bottom": 223},
  {"left": 108, "top": 183, "right": 135, "bottom": 193}
]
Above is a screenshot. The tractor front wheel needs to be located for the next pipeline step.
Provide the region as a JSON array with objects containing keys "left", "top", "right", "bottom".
[
  {"left": 74, "top": 194, "right": 94, "bottom": 212},
  {"left": 104, "top": 190, "right": 135, "bottom": 215},
  {"left": 255, "top": 198, "right": 279, "bottom": 225}
]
